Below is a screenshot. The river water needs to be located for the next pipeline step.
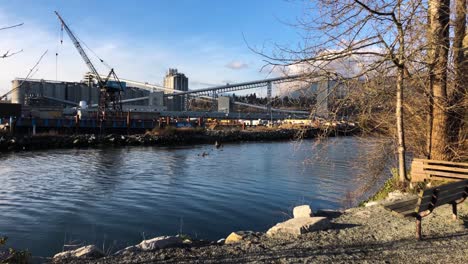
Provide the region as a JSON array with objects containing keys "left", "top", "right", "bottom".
[{"left": 0, "top": 137, "right": 375, "bottom": 257}]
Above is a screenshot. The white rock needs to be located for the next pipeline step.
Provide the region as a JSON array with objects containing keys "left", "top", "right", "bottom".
[
  {"left": 114, "top": 245, "right": 138, "bottom": 255},
  {"left": 53, "top": 245, "right": 104, "bottom": 259},
  {"left": 266, "top": 217, "right": 331, "bottom": 237},
  {"left": 114, "top": 236, "right": 183, "bottom": 255},
  {"left": 387, "top": 190, "right": 406, "bottom": 202},
  {"left": 365, "top": 201, "right": 379, "bottom": 207},
  {"left": 293, "top": 205, "right": 314, "bottom": 218},
  {"left": 138, "top": 236, "right": 183, "bottom": 251}
]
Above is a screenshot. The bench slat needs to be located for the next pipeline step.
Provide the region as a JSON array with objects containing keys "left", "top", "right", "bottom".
[
  {"left": 399, "top": 209, "right": 418, "bottom": 218},
  {"left": 417, "top": 180, "right": 468, "bottom": 212},
  {"left": 433, "top": 191, "right": 467, "bottom": 207},
  {"left": 422, "top": 165, "right": 468, "bottom": 173},
  {"left": 413, "top": 158, "right": 468, "bottom": 167},
  {"left": 418, "top": 190, "right": 467, "bottom": 212},
  {"left": 429, "top": 176, "right": 463, "bottom": 182},
  {"left": 419, "top": 181, "right": 468, "bottom": 206},
  {"left": 424, "top": 170, "right": 468, "bottom": 179},
  {"left": 384, "top": 198, "right": 418, "bottom": 212},
  {"left": 419, "top": 184, "right": 467, "bottom": 201},
  {"left": 422, "top": 180, "right": 468, "bottom": 194},
  {"left": 423, "top": 180, "right": 468, "bottom": 193},
  {"left": 395, "top": 204, "right": 419, "bottom": 214},
  {"left": 410, "top": 159, "right": 468, "bottom": 182}
]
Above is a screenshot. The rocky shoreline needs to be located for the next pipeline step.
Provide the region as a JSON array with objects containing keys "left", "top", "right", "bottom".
[
  {"left": 0, "top": 127, "right": 356, "bottom": 152},
  {"left": 47, "top": 194, "right": 468, "bottom": 264}
]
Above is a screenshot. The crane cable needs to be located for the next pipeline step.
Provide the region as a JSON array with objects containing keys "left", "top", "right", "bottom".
[
  {"left": 75, "top": 34, "right": 112, "bottom": 70},
  {"left": 55, "top": 24, "right": 63, "bottom": 80},
  {"left": 57, "top": 19, "right": 113, "bottom": 86}
]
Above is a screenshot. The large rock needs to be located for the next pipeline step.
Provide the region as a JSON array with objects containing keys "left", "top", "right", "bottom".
[
  {"left": 225, "top": 231, "right": 262, "bottom": 244},
  {"left": 293, "top": 205, "right": 314, "bottom": 218},
  {"left": 114, "top": 236, "right": 183, "bottom": 255},
  {"left": 364, "top": 201, "right": 380, "bottom": 207},
  {"left": 266, "top": 217, "right": 331, "bottom": 237},
  {"left": 139, "top": 236, "right": 183, "bottom": 251},
  {"left": 53, "top": 245, "right": 104, "bottom": 260},
  {"left": 225, "top": 232, "right": 243, "bottom": 244}
]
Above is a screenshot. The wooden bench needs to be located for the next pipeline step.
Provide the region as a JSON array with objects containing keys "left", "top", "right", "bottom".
[
  {"left": 383, "top": 180, "right": 468, "bottom": 240},
  {"left": 411, "top": 159, "right": 468, "bottom": 182}
]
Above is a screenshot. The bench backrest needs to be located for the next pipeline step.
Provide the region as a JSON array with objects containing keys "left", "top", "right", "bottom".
[
  {"left": 411, "top": 159, "right": 468, "bottom": 182},
  {"left": 417, "top": 179, "right": 468, "bottom": 213}
]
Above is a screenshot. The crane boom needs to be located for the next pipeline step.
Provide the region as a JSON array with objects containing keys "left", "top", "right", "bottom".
[
  {"left": 54, "top": 11, "right": 124, "bottom": 122},
  {"left": 54, "top": 11, "right": 104, "bottom": 86}
]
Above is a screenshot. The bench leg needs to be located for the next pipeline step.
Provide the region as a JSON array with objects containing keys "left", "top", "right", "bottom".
[
  {"left": 416, "top": 215, "right": 422, "bottom": 240},
  {"left": 452, "top": 203, "right": 457, "bottom": 220}
]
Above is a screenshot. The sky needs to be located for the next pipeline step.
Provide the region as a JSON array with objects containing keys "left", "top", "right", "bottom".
[{"left": 0, "top": 0, "right": 311, "bottom": 96}]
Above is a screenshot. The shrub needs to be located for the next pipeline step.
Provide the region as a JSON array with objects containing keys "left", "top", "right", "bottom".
[{"left": 0, "top": 236, "right": 30, "bottom": 264}]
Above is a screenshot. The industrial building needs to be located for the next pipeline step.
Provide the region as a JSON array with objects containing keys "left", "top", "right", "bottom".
[
  {"left": 7, "top": 73, "right": 169, "bottom": 117},
  {"left": 217, "top": 96, "right": 233, "bottom": 113},
  {"left": 163, "top": 68, "right": 188, "bottom": 111},
  {"left": 11, "top": 77, "right": 149, "bottom": 106}
]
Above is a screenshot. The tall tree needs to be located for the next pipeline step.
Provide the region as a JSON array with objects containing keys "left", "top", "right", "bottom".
[
  {"left": 428, "top": 0, "right": 451, "bottom": 160},
  {"left": 450, "top": 0, "right": 467, "bottom": 160}
]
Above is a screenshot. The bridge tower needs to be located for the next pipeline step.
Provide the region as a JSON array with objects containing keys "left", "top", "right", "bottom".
[{"left": 266, "top": 81, "right": 272, "bottom": 113}]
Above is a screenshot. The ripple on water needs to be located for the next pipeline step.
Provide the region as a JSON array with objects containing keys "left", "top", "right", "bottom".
[{"left": 0, "top": 138, "right": 376, "bottom": 257}]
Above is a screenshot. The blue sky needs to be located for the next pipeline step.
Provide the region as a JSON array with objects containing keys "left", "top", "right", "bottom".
[{"left": 0, "top": 0, "right": 312, "bottom": 94}]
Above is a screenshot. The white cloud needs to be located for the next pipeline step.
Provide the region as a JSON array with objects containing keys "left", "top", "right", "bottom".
[
  {"left": 225, "top": 60, "right": 249, "bottom": 70},
  {"left": 0, "top": 8, "right": 268, "bottom": 96}
]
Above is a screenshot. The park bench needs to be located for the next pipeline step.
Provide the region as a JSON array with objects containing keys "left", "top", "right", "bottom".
[
  {"left": 383, "top": 179, "right": 468, "bottom": 240},
  {"left": 410, "top": 159, "right": 468, "bottom": 182}
]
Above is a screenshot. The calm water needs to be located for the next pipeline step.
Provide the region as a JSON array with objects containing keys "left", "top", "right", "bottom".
[{"left": 0, "top": 137, "right": 373, "bottom": 257}]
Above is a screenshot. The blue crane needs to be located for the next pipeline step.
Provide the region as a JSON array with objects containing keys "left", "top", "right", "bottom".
[{"left": 54, "top": 11, "right": 124, "bottom": 120}]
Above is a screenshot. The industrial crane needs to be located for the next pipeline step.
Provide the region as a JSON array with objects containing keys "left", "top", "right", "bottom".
[{"left": 54, "top": 11, "right": 124, "bottom": 121}]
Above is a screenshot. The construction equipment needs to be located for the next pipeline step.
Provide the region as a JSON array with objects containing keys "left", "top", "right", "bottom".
[{"left": 54, "top": 11, "right": 124, "bottom": 121}]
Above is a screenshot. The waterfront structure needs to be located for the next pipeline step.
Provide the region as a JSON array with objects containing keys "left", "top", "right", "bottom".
[
  {"left": 10, "top": 78, "right": 152, "bottom": 107},
  {"left": 163, "top": 68, "right": 188, "bottom": 111},
  {"left": 218, "top": 96, "right": 232, "bottom": 113},
  {"left": 5, "top": 73, "right": 340, "bottom": 120}
]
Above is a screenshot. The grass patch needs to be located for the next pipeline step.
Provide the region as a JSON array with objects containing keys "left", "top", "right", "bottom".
[
  {"left": 359, "top": 168, "right": 415, "bottom": 206},
  {"left": 0, "top": 236, "right": 30, "bottom": 264}
]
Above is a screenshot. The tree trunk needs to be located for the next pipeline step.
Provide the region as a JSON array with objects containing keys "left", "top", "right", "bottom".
[
  {"left": 428, "top": 0, "right": 451, "bottom": 160},
  {"left": 450, "top": 0, "right": 467, "bottom": 157},
  {"left": 396, "top": 1, "right": 408, "bottom": 182},
  {"left": 396, "top": 65, "right": 407, "bottom": 181}
]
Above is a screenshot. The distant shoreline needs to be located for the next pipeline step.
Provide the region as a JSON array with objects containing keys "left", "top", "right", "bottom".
[{"left": 0, "top": 127, "right": 359, "bottom": 153}]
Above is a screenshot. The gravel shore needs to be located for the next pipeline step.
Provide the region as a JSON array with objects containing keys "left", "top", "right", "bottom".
[{"left": 53, "top": 200, "right": 468, "bottom": 264}]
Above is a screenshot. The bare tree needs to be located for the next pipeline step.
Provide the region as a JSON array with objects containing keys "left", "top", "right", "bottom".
[
  {"left": 0, "top": 22, "right": 24, "bottom": 58},
  {"left": 254, "top": 0, "right": 430, "bottom": 183}
]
